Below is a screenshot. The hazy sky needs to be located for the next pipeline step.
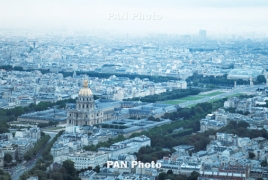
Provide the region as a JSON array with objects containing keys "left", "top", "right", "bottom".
[{"left": 0, "top": 0, "right": 267, "bottom": 35}]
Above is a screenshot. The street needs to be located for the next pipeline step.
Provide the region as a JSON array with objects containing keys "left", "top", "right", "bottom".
[{"left": 11, "top": 131, "right": 57, "bottom": 180}]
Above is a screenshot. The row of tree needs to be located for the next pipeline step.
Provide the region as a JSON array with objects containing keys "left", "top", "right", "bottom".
[
  {"left": 20, "top": 131, "right": 68, "bottom": 180},
  {"left": 0, "top": 169, "right": 12, "bottom": 180},
  {"left": 0, "top": 65, "right": 23, "bottom": 71},
  {"left": 0, "top": 65, "right": 50, "bottom": 74},
  {"left": 83, "top": 134, "right": 125, "bottom": 151},
  {"left": 186, "top": 73, "right": 267, "bottom": 87},
  {"left": 37, "top": 121, "right": 59, "bottom": 128},
  {"left": 20, "top": 158, "right": 81, "bottom": 180},
  {"left": 100, "top": 124, "right": 128, "bottom": 129},
  {"left": 42, "top": 130, "right": 64, "bottom": 161},
  {"left": 0, "top": 119, "right": 9, "bottom": 134},
  {"left": 24, "top": 134, "right": 50, "bottom": 161},
  {"left": 0, "top": 98, "right": 76, "bottom": 133},
  {"left": 0, "top": 98, "right": 75, "bottom": 118},
  {"left": 127, "top": 100, "right": 224, "bottom": 162},
  {"left": 124, "top": 88, "right": 201, "bottom": 103},
  {"left": 157, "top": 171, "right": 199, "bottom": 180}
]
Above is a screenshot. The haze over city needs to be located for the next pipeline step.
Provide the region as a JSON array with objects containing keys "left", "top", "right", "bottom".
[{"left": 0, "top": 0, "right": 268, "bottom": 35}]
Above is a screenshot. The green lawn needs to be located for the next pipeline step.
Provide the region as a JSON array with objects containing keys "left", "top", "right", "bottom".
[
  {"left": 201, "top": 91, "right": 225, "bottom": 97},
  {"left": 178, "top": 95, "right": 204, "bottom": 101},
  {"left": 45, "top": 127, "right": 64, "bottom": 131},
  {"left": 163, "top": 100, "right": 182, "bottom": 105},
  {"left": 163, "top": 93, "right": 216, "bottom": 105},
  {"left": 163, "top": 91, "right": 241, "bottom": 105}
]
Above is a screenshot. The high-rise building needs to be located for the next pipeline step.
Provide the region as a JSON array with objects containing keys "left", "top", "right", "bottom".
[{"left": 199, "top": 30, "right": 207, "bottom": 40}]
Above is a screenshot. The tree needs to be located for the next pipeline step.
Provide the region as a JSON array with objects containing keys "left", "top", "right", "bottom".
[
  {"left": 49, "top": 172, "right": 63, "bottom": 180},
  {"left": 261, "top": 158, "right": 268, "bottom": 167},
  {"left": 62, "top": 160, "right": 76, "bottom": 177},
  {"left": 188, "top": 171, "right": 200, "bottom": 180},
  {"left": 12, "top": 106, "right": 25, "bottom": 117},
  {"left": 4, "top": 153, "right": 12, "bottom": 163},
  {"left": 237, "top": 121, "right": 250, "bottom": 128},
  {"left": 93, "top": 165, "right": 100, "bottom": 173},
  {"left": 0, "top": 169, "right": 5, "bottom": 175},
  {"left": 158, "top": 172, "right": 166, "bottom": 180},
  {"left": 33, "top": 170, "right": 47, "bottom": 180},
  {"left": 167, "top": 170, "right": 173, "bottom": 176},
  {"left": 0, "top": 120, "right": 9, "bottom": 134},
  {"left": 248, "top": 152, "right": 255, "bottom": 159},
  {"left": 257, "top": 75, "right": 266, "bottom": 84},
  {"left": 0, "top": 169, "right": 12, "bottom": 180}
]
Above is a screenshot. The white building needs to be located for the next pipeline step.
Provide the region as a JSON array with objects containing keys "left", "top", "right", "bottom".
[
  {"left": 98, "top": 135, "right": 151, "bottom": 156},
  {"left": 54, "top": 151, "right": 108, "bottom": 170}
]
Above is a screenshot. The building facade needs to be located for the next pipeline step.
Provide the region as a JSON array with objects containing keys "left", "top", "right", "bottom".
[{"left": 67, "top": 80, "right": 104, "bottom": 126}]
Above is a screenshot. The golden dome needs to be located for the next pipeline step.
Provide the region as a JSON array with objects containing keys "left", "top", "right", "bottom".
[{"left": 78, "top": 80, "right": 93, "bottom": 96}]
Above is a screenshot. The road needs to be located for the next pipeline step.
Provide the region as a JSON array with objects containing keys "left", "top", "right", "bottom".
[
  {"left": 11, "top": 131, "right": 57, "bottom": 180},
  {"left": 178, "top": 84, "right": 267, "bottom": 108}
]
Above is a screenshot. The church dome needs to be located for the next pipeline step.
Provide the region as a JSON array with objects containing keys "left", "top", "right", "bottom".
[{"left": 79, "top": 80, "right": 93, "bottom": 96}]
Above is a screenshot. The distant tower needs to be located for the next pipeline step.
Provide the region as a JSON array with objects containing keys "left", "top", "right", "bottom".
[
  {"left": 73, "top": 71, "right": 77, "bottom": 78},
  {"left": 234, "top": 81, "right": 237, "bottom": 88},
  {"left": 199, "top": 30, "right": 207, "bottom": 40},
  {"left": 250, "top": 78, "right": 253, "bottom": 86}
]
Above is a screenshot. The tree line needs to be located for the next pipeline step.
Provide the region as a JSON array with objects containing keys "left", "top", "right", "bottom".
[
  {"left": 124, "top": 88, "right": 201, "bottom": 103},
  {"left": 0, "top": 169, "right": 12, "bottom": 180},
  {"left": 83, "top": 134, "right": 125, "bottom": 152},
  {"left": 42, "top": 130, "right": 64, "bottom": 161},
  {"left": 20, "top": 158, "right": 81, "bottom": 180},
  {"left": 0, "top": 98, "right": 76, "bottom": 133},
  {"left": 186, "top": 72, "right": 266, "bottom": 87},
  {"left": 157, "top": 171, "right": 199, "bottom": 180},
  {"left": 20, "top": 131, "right": 71, "bottom": 180},
  {"left": 23, "top": 134, "right": 50, "bottom": 161}
]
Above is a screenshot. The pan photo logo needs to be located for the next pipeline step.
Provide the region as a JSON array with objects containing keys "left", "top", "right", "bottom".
[
  {"left": 107, "top": 12, "right": 162, "bottom": 20},
  {"left": 107, "top": 161, "right": 162, "bottom": 169}
]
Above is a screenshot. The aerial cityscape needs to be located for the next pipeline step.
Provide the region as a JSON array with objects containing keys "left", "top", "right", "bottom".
[{"left": 1, "top": 0, "right": 268, "bottom": 180}]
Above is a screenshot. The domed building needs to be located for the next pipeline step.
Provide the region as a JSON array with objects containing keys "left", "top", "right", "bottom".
[{"left": 67, "top": 80, "right": 104, "bottom": 126}]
